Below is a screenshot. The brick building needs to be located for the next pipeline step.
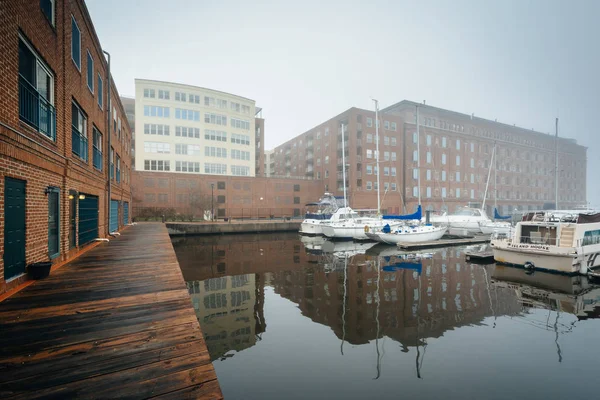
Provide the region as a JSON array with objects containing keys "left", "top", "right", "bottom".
[
  {"left": 132, "top": 171, "right": 324, "bottom": 219},
  {"left": 0, "top": 0, "right": 132, "bottom": 294},
  {"left": 272, "top": 101, "right": 587, "bottom": 215}
]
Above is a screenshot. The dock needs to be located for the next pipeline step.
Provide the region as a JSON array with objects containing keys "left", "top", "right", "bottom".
[
  {"left": 397, "top": 235, "right": 491, "bottom": 250},
  {"left": 167, "top": 219, "right": 301, "bottom": 236},
  {"left": 465, "top": 250, "right": 495, "bottom": 263},
  {"left": 0, "top": 223, "right": 222, "bottom": 399}
]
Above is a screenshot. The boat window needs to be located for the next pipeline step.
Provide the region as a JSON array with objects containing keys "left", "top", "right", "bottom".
[
  {"left": 453, "top": 209, "right": 476, "bottom": 216},
  {"left": 583, "top": 230, "right": 600, "bottom": 246}
]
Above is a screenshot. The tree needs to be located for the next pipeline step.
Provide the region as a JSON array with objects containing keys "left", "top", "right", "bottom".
[{"left": 187, "top": 189, "right": 216, "bottom": 221}]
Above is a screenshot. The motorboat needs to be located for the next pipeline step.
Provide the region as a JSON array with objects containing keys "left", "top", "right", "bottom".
[
  {"left": 429, "top": 207, "right": 491, "bottom": 234},
  {"left": 300, "top": 193, "right": 348, "bottom": 235},
  {"left": 479, "top": 220, "right": 513, "bottom": 235},
  {"left": 491, "top": 210, "right": 600, "bottom": 275}
]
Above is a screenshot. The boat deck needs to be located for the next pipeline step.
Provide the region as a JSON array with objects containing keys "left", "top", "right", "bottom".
[
  {"left": 0, "top": 223, "right": 222, "bottom": 399},
  {"left": 397, "top": 235, "right": 491, "bottom": 250}
]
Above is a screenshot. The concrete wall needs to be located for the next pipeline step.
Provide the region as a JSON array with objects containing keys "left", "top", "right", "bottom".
[{"left": 166, "top": 221, "right": 301, "bottom": 236}]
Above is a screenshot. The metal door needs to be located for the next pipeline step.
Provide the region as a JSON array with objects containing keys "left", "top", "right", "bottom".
[
  {"left": 48, "top": 187, "right": 60, "bottom": 258},
  {"left": 69, "top": 190, "right": 77, "bottom": 249},
  {"left": 109, "top": 200, "right": 119, "bottom": 233},
  {"left": 78, "top": 195, "right": 98, "bottom": 246},
  {"left": 4, "top": 178, "right": 26, "bottom": 280},
  {"left": 123, "top": 201, "right": 129, "bottom": 225}
]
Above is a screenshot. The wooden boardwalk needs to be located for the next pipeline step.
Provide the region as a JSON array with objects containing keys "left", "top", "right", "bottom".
[{"left": 0, "top": 223, "right": 222, "bottom": 399}]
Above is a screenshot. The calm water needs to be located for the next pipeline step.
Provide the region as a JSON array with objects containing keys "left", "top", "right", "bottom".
[{"left": 172, "top": 233, "right": 600, "bottom": 400}]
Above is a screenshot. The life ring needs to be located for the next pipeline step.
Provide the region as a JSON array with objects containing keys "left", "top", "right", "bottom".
[
  {"left": 364, "top": 225, "right": 369, "bottom": 233},
  {"left": 524, "top": 261, "right": 535, "bottom": 270}
]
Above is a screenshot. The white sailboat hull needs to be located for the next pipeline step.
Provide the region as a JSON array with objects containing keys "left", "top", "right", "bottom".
[
  {"left": 374, "top": 226, "right": 447, "bottom": 245},
  {"left": 323, "top": 220, "right": 402, "bottom": 240}
]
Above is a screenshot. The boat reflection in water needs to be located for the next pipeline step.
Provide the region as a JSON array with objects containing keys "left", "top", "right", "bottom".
[{"left": 172, "top": 232, "right": 600, "bottom": 398}]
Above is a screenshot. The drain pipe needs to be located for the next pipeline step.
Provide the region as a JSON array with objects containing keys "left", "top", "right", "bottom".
[{"left": 103, "top": 50, "right": 111, "bottom": 236}]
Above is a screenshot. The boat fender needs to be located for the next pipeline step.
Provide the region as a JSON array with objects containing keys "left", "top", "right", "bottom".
[
  {"left": 364, "top": 225, "right": 369, "bottom": 233},
  {"left": 524, "top": 261, "right": 535, "bottom": 270}
]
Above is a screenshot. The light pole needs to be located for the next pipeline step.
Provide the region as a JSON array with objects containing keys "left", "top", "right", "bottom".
[{"left": 211, "top": 183, "right": 214, "bottom": 221}]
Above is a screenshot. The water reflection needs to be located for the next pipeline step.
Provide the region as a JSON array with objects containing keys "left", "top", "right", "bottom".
[{"left": 173, "top": 233, "right": 600, "bottom": 396}]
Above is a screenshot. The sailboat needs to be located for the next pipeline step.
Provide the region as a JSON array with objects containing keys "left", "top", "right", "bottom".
[
  {"left": 364, "top": 104, "right": 446, "bottom": 244},
  {"left": 323, "top": 101, "right": 403, "bottom": 240},
  {"left": 479, "top": 143, "right": 513, "bottom": 236}
]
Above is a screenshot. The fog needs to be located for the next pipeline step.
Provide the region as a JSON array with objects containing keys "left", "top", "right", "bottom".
[{"left": 87, "top": 0, "right": 600, "bottom": 205}]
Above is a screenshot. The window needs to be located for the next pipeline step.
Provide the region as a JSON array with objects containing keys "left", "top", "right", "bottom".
[
  {"left": 144, "top": 160, "right": 170, "bottom": 171},
  {"left": 204, "top": 129, "right": 227, "bottom": 142},
  {"left": 413, "top": 150, "right": 418, "bottom": 161},
  {"left": 231, "top": 149, "right": 250, "bottom": 160},
  {"left": 367, "top": 165, "right": 373, "bottom": 175},
  {"left": 92, "top": 127, "right": 102, "bottom": 170},
  {"left": 231, "top": 118, "right": 250, "bottom": 130},
  {"left": 471, "top": 189, "right": 475, "bottom": 199},
  {"left": 188, "top": 94, "right": 201, "bottom": 104},
  {"left": 110, "top": 147, "right": 114, "bottom": 178},
  {"left": 470, "top": 158, "right": 474, "bottom": 168},
  {"left": 426, "top": 187, "right": 432, "bottom": 198},
  {"left": 471, "top": 173, "right": 475, "bottom": 184},
  {"left": 367, "top": 149, "right": 373, "bottom": 159},
  {"left": 441, "top": 153, "right": 446, "bottom": 165},
  {"left": 456, "top": 188, "right": 461, "bottom": 198},
  {"left": 231, "top": 165, "right": 250, "bottom": 176},
  {"left": 426, "top": 152, "right": 431, "bottom": 163},
  {"left": 456, "top": 155, "right": 460, "bottom": 166},
  {"left": 367, "top": 133, "right": 373, "bottom": 143},
  {"left": 203, "top": 112, "right": 226, "bottom": 125},
  {"left": 391, "top": 137, "right": 397, "bottom": 146},
  {"left": 442, "top": 137, "right": 447, "bottom": 148},
  {"left": 470, "top": 143, "right": 475, "bottom": 152},
  {"left": 71, "top": 102, "right": 87, "bottom": 161},
  {"left": 143, "top": 88, "right": 156, "bottom": 98},
  {"left": 413, "top": 132, "right": 418, "bottom": 143},
  {"left": 204, "top": 146, "right": 227, "bottom": 158},
  {"left": 97, "top": 73, "right": 103, "bottom": 109},
  {"left": 456, "top": 171, "right": 461, "bottom": 182},
  {"left": 144, "top": 141, "right": 170, "bottom": 153},
  {"left": 86, "top": 51, "right": 93, "bottom": 93},
  {"left": 231, "top": 133, "right": 250, "bottom": 145},
  {"left": 175, "top": 161, "right": 200, "bottom": 173},
  {"left": 204, "top": 163, "right": 227, "bottom": 175},
  {"left": 175, "top": 92, "right": 187, "bottom": 102},
  {"left": 325, "top": 156, "right": 329, "bottom": 164},
  {"left": 413, "top": 186, "right": 419, "bottom": 197},
  {"left": 384, "top": 167, "right": 389, "bottom": 176},
  {"left": 391, "top": 122, "right": 397, "bottom": 131},
  {"left": 366, "top": 181, "right": 372, "bottom": 190},
  {"left": 144, "top": 106, "right": 170, "bottom": 118},
  {"left": 144, "top": 124, "right": 170, "bottom": 136},
  {"left": 18, "top": 36, "right": 56, "bottom": 140},
  {"left": 175, "top": 108, "right": 200, "bottom": 121},
  {"left": 413, "top": 168, "right": 418, "bottom": 180},
  {"left": 71, "top": 16, "right": 81, "bottom": 70},
  {"left": 442, "top": 187, "right": 447, "bottom": 198},
  {"left": 456, "top": 139, "right": 461, "bottom": 150},
  {"left": 384, "top": 151, "right": 390, "bottom": 161},
  {"left": 426, "top": 170, "right": 431, "bottom": 180},
  {"left": 426, "top": 135, "right": 432, "bottom": 146},
  {"left": 367, "top": 117, "right": 373, "bottom": 127},
  {"left": 158, "top": 90, "right": 170, "bottom": 100},
  {"left": 41, "top": 0, "right": 55, "bottom": 25},
  {"left": 442, "top": 171, "right": 447, "bottom": 181},
  {"left": 175, "top": 126, "right": 200, "bottom": 138},
  {"left": 391, "top": 167, "right": 397, "bottom": 176},
  {"left": 116, "top": 155, "right": 121, "bottom": 182},
  {"left": 391, "top": 183, "right": 397, "bottom": 191}
]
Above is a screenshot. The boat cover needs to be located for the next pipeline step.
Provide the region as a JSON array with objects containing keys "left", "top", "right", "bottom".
[
  {"left": 494, "top": 208, "right": 511, "bottom": 220},
  {"left": 382, "top": 205, "right": 422, "bottom": 220}
]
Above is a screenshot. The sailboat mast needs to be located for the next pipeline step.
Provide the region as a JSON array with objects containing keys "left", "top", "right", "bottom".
[
  {"left": 482, "top": 143, "right": 495, "bottom": 211},
  {"left": 342, "top": 123, "right": 347, "bottom": 208},
  {"left": 416, "top": 105, "right": 421, "bottom": 206},
  {"left": 555, "top": 118, "right": 559, "bottom": 210},
  {"left": 493, "top": 142, "right": 497, "bottom": 211},
  {"left": 374, "top": 99, "right": 381, "bottom": 216}
]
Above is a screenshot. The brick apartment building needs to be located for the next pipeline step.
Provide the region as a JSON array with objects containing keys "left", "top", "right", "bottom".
[
  {"left": 272, "top": 101, "right": 587, "bottom": 215},
  {"left": 132, "top": 171, "right": 323, "bottom": 220},
  {"left": 0, "top": 0, "right": 132, "bottom": 294}
]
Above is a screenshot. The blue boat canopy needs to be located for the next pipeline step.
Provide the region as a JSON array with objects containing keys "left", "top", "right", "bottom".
[
  {"left": 494, "top": 208, "right": 511, "bottom": 220},
  {"left": 383, "top": 205, "right": 422, "bottom": 220}
]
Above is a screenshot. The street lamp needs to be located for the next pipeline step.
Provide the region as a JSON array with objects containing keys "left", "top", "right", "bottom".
[{"left": 211, "top": 183, "right": 214, "bottom": 221}]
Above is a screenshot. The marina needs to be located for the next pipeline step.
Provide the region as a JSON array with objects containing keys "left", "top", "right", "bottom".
[{"left": 173, "top": 232, "right": 600, "bottom": 400}]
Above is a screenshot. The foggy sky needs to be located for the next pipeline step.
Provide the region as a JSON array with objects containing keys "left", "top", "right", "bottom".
[{"left": 86, "top": 0, "right": 600, "bottom": 205}]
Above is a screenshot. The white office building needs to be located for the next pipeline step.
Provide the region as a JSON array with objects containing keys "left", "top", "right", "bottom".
[{"left": 134, "top": 79, "right": 256, "bottom": 176}]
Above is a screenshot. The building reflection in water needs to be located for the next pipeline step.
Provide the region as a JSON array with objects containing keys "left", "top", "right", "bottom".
[{"left": 173, "top": 233, "right": 600, "bottom": 367}]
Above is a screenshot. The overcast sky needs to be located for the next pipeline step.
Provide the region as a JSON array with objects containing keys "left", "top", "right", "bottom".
[{"left": 87, "top": 0, "right": 600, "bottom": 205}]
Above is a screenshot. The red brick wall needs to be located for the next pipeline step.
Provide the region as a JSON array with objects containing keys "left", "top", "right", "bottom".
[{"left": 0, "top": 0, "right": 132, "bottom": 294}]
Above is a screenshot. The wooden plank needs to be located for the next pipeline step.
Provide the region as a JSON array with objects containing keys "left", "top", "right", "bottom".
[{"left": 0, "top": 223, "right": 221, "bottom": 399}]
